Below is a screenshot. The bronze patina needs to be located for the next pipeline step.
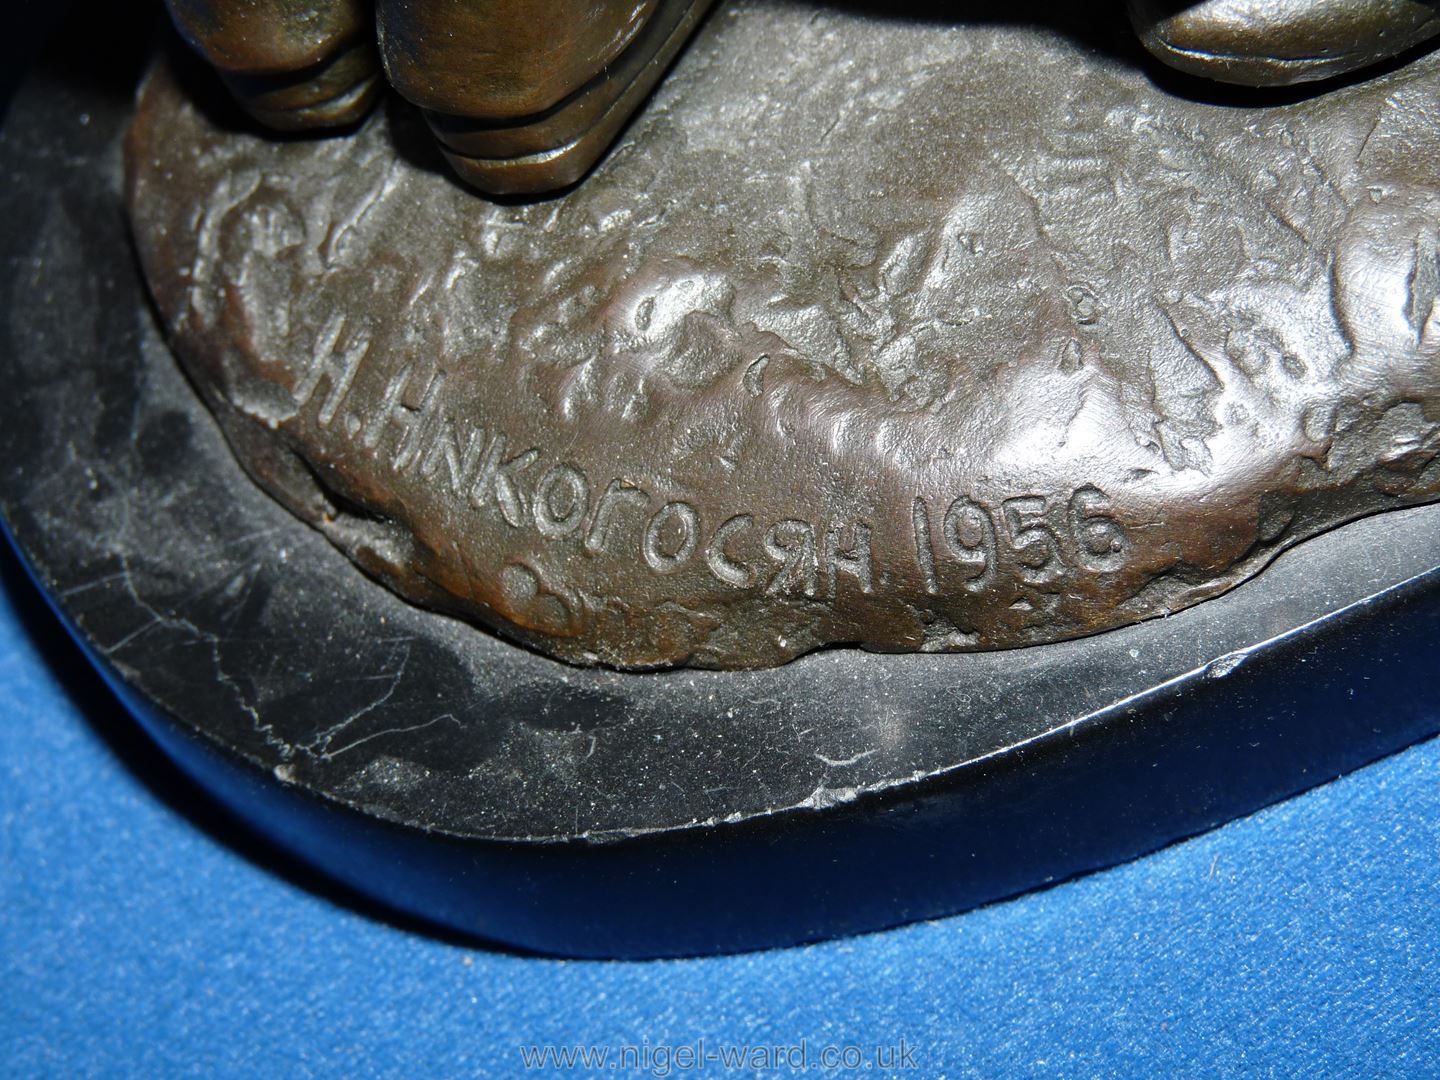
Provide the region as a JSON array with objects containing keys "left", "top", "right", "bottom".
[
  {"left": 129, "top": 2, "right": 1440, "bottom": 669},
  {"left": 162, "top": 0, "right": 1440, "bottom": 195},
  {"left": 163, "top": 0, "right": 717, "bottom": 194}
]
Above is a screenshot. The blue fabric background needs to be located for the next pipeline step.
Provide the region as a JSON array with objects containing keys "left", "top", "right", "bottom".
[{"left": 2, "top": 531, "right": 1438, "bottom": 1078}]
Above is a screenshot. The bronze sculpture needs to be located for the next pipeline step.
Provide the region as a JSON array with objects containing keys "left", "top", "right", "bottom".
[
  {"left": 127, "top": 0, "right": 1440, "bottom": 668},
  {"left": 163, "top": 0, "right": 1440, "bottom": 194},
  {"left": 7, "top": 0, "right": 1440, "bottom": 952}
]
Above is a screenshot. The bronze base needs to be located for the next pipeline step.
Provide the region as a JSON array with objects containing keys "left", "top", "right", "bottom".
[{"left": 128, "top": 2, "right": 1440, "bottom": 670}]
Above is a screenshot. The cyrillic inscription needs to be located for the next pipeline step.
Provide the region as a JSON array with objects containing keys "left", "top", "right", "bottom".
[{"left": 282, "top": 318, "right": 1130, "bottom": 608}]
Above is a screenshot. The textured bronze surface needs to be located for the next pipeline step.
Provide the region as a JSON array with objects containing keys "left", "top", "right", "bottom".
[
  {"left": 163, "top": 0, "right": 1440, "bottom": 194},
  {"left": 128, "top": 3, "right": 1440, "bottom": 669}
]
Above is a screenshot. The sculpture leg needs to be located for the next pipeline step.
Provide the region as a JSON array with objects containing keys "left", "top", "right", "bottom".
[
  {"left": 377, "top": 0, "right": 717, "bottom": 196},
  {"left": 1128, "top": 0, "right": 1440, "bottom": 86},
  {"left": 164, "top": 0, "right": 382, "bottom": 128}
]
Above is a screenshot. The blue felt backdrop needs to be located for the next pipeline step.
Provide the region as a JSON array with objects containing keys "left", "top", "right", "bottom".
[{"left": 1, "top": 532, "right": 1438, "bottom": 1078}]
